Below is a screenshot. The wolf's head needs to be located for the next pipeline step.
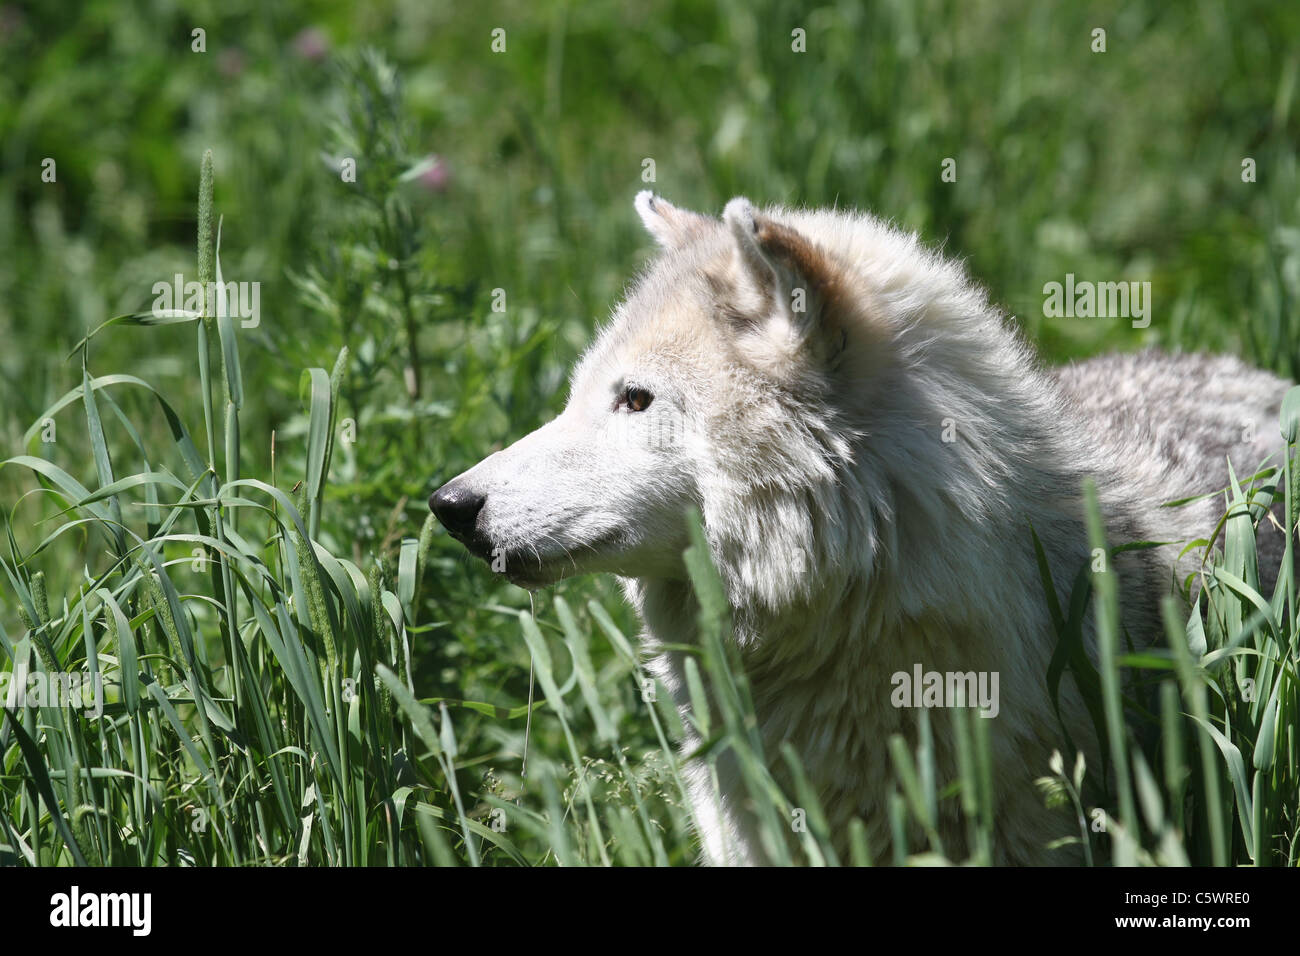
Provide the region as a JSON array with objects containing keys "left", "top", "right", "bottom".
[{"left": 430, "top": 194, "right": 1011, "bottom": 611}]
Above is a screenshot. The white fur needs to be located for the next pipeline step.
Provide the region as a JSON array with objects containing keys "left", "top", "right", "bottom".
[{"left": 435, "top": 195, "right": 1292, "bottom": 864}]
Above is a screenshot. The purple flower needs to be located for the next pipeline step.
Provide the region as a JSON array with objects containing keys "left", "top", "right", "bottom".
[
  {"left": 418, "top": 156, "right": 450, "bottom": 193},
  {"left": 292, "top": 26, "right": 330, "bottom": 62}
]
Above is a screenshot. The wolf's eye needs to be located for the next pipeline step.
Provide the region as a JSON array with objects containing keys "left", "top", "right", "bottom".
[{"left": 617, "top": 385, "right": 654, "bottom": 412}]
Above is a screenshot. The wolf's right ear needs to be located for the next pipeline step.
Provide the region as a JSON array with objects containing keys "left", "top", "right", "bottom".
[{"left": 635, "top": 191, "right": 714, "bottom": 249}]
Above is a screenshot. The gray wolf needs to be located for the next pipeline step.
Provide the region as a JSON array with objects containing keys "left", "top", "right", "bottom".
[{"left": 430, "top": 193, "right": 1292, "bottom": 864}]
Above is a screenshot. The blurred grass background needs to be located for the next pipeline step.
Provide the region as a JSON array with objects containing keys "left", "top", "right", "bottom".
[{"left": 0, "top": 0, "right": 1298, "bottom": 865}]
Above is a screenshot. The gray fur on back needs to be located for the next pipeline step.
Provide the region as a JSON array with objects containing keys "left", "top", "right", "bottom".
[{"left": 1054, "top": 348, "right": 1289, "bottom": 598}]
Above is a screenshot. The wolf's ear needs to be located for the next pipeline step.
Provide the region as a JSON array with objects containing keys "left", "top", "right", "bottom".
[
  {"left": 722, "top": 197, "right": 847, "bottom": 362},
  {"left": 635, "top": 191, "right": 713, "bottom": 249}
]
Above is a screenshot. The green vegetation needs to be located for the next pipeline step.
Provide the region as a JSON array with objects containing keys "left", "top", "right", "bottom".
[{"left": 1, "top": 0, "right": 1297, "bottom": 865}]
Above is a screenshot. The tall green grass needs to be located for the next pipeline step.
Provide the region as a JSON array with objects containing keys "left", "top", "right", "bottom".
[
  {"left": 2, "top": 1, "right": 1300, "bottom": 866},
  {"left": 1033, "top": 408, "right": 1300, "bottom": 867},
  {"left": 2, "top": 156, "right": 1296, "bottom": 866}
]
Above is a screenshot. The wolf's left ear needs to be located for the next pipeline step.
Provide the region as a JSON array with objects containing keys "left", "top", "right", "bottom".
[
  {"left": 635, "top": 191, "right": 714, "bottom": 249},
  {"left": 722, "top": 197, "right": 847, "bottom": 360}
]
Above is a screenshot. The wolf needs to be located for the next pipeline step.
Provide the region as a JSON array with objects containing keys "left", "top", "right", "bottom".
[{"left": 430, "top": 193, "right": 1293, "bottom": 865}]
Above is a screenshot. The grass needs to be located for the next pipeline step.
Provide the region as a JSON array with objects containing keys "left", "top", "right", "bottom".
[{"left": 1, "top": 0, "right": 1299, "bottom": 866}]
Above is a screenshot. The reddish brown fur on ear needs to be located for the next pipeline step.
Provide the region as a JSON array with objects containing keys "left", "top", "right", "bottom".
[
  {"left": 718, "top": 198, "right": 858, "bottom": 370},
  {"left": 725, "top": 199, "right": 847, "bottom": 323},
  {"left": 750, "top": 215, "right": 848, "bottom": 319}
]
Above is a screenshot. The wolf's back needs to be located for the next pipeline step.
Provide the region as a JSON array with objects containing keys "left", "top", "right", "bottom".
[{"left": 1052, "top": 348, "right": 1292, "bottom": 594}]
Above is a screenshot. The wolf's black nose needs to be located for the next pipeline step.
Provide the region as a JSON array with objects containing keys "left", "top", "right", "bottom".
[{"left": 429, "top": 482, "right": 486, "bottom": 537}]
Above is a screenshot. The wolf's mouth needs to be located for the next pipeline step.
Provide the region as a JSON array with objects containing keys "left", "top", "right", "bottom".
[
  {"left": 492, "top": 549, "right": 579, "bottom": 590},
  {"left": 460, "top": 529, "right": 625, "bottom": 590}
]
